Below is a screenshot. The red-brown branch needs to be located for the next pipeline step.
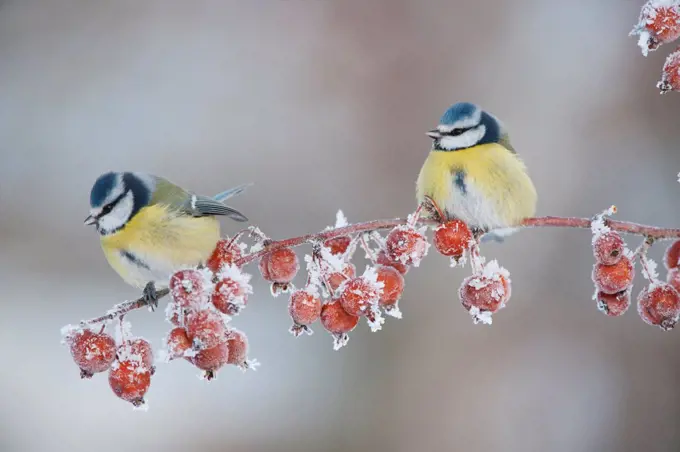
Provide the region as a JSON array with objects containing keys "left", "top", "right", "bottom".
[
  {"left": 81, "top": 288, "right": 170, "bottom": 325},
  {"left": 78, "top": 215, "right": 680, "bottom": 325}
]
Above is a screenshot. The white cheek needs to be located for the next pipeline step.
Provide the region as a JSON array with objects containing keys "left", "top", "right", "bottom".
[
  {"left": 439, "top": 125, "right": 486, "bottom": 150},
  {"left": 98, "top": 191, "right": 134, "bottom": 233}
]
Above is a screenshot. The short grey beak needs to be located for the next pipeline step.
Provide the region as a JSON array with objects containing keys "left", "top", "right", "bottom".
[
  {"left": 426, "top": 129, "right": 441, "bottom": 139},
  {"left": 84, "top": 215, "right": 96, "bottom": 225}
]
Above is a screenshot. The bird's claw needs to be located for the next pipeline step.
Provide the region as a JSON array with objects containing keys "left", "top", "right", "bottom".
[
  {"left": 143, "top": 282, "right": 159, "bottom": 311},
  {"left": 422, "top": 196, "right": 446, "bottom": 223}
]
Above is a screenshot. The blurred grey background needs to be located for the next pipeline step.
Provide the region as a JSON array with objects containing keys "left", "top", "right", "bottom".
[{"left": 1, "top": 0, "right": 680, "bottom": 451}]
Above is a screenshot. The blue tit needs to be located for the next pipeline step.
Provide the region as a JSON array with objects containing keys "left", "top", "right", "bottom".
[
  {"left": 416, "top": 102, "right": 537, "bottom": 241},
  {"left": 84, "top": 171, "right": 249, "bottom": 304}
]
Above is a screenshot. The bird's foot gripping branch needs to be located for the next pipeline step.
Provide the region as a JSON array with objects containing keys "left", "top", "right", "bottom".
[{"left": 61, "top": 207, "right": 680, "bottom": 409}]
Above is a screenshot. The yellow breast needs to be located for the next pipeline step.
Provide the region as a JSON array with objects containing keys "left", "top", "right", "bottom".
[
  {"left": 416, "top": 143, "right": 537, "bottom": 227},
  {"left": 100, "top": 204, "right": 221, "bottom": 288}
]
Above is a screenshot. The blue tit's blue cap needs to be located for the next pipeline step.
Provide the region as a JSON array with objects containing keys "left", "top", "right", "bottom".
[
  {"left": 90, "top": 172, "right": 117, "bottom": 207},
  {"left": 440, "top": 102, "right": 479, "bottom": 125}
]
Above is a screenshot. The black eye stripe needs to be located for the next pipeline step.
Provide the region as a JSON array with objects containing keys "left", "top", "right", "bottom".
[
  {"left": 98, "top": 190, "right": 127, "bottom": 218},
  {"left": 442, "top": 127, "right": 469, "bottom": 136}
]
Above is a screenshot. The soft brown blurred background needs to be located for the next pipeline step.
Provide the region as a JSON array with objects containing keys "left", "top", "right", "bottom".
[{"left": 2, "top": 0, "right": 680, "bottom": 451}]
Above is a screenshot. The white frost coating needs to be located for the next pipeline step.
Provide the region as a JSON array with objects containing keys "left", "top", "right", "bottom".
[
  {"left": 241, "top": 358, "right": 261, "bottom": 373},
  {"left": 591, "top": 206, "right": 617, "bottom": 243},
  {"left": 332, "top": 333, "right": 350, "bottom": 351},
  {"left": 638, "top": 31, "right": 652, "bottom": 56},
  {"left": 624, "top": 247, "right": 636, "bottom": 260},
  {"left": 320, "top": 244, "right": 345, "bottom": 272},
  {"left": 335, "top": 210, "right": 348, "bottom": 228},
  {"left": 631, "top": 0, "right": 680, "bottom": 55},
  {"left": 366, "top": 304, "right": 385, "bottom": 332},
  {"left": 450, "top": 253, "right": 467, "bottom": 268},
  {"left": 115, "top": 318, "right": 133, "bottom": 344},
  {"left": 60, "top": 324, "right": 84, "bottom": 344},
  {"left": 165, "top": 301, "right": 184, "bottom": 326},
  {"left": 643, "top": 258, "right": 659, "bottom": 281},
  {"left": 303, "top": 254, "right": 325, "bottom": 298},
  {"left": 362, "top": 266, "right": 385, "bottom": 294},
  {"left": 390, "top": 224, "right": 431, "bottom": 267},
  {"left": 468, "top": 306, "right": 493, "bottom": 325},
  {"left": 216, "top": 264, "right": 254, "bottom": 309},
  {"left": 480, "top": 259, "right": 510, "bottom": 281},
  {"left": 132, "top": 400, "right": 150, "bottom": 412},
  {"left": 384, "top": 304, "right": 403, "bottom": 319}
]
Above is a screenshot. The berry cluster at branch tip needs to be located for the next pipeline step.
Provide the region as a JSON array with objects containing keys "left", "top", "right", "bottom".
[
  {"left": 630, "top": 1, "right": 680, "bottom": 93},
  {"left": 590, "top": 208, "right": 680, "bottom": 329}
]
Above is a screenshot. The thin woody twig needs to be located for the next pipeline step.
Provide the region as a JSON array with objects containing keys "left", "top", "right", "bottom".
[{"left": 77, "top": 215, "right": 680, "bottom": 325}]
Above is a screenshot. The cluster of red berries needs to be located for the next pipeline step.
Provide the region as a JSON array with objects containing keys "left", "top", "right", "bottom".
[
  {"left": 62, "top": 325, "right": 154, "bottom": 408},
  {"left": 630, "top": 0, "right": 680, "bottom": 93},
  {"left": 163, "top": 239, "right": 255, "bottom": 379},
  {"left": 433, "top": 220, "right": 511, "bottom": 325},
  {"left": 281, "top": 223, "right": 418, "bottom": 349},
  {"left": 591, "top": 219, "right": 680, "bottom": 330}
]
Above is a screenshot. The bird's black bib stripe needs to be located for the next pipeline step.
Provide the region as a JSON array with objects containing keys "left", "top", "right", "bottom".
[
  {"left": 454, "top": 170, "right": 467, "bottom": 195},
  {"left": 120, "top": 250, "right": 151, "bottom": 270}
]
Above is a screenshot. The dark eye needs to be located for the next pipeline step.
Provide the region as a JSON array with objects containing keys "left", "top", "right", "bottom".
[
  {"left": 101, "top": 204, "right": 113, "bottom": 215},
  {"left": 449, "top": 128, "right": 466, "bottom": 136}
]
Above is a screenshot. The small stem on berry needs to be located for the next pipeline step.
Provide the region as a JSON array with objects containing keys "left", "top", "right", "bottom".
[
  {"left": 360, "top": 233, "right": 377, "bottom": 262},
  {"left": 227, "top": 228, "right": 250, "bottom": 248},
  {"left": 312, "top": 251, "right": 335, "bottom": 297},
  {"left": 636, "top": 236, "right": 657, "bottom": 282},
  {"left": 470, "top": 242, "right": 484, "bottom": 274},
  {"left": 409, "top": 204, "right": 424, "bottom": 227}
]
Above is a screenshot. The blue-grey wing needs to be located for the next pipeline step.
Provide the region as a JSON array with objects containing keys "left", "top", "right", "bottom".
[{"left": 188, "top": 195, "right": 248, "bottom": 222}]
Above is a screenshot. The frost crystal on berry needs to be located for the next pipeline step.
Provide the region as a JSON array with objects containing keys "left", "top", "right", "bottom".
[
  {"left": 186, "top": 309, "right": 228, "bottom": 350},
  {"left": 288, "top": 289, "right": 322, "bottom": 336},
  {"left": 207, "top": 237, "right": 244, "bottom": 273},
  {"left": 338, "top": 267, "right": 384, "bottom": 319},
  {"left": 160, "top": 327, "right": 192, "bottom": 362},
  {"left": 169, "top": 268, "right": 213, "bottom": 309},
  {"left": 592, "top": 256, "right": 635, "bottom": 294},
  {"left": 592, "top": 231, "right": 625, "bottom": 266},
  {"left": 259, "top": 247, "right": 299, "bottom": 285},
  {"left": 459, "top": 260, "right": 511, "bottom": 325},
  {"left": 321, "top": 299, "right": 359, "bottom": 350},
  {"left": 658, "top": 46, "right": 680, "bottom": 93},
  {"left": 664, "top": 240, "right": 680, "bottom": 270},
  {"left": 212, "top": 264, "right": 253, "bottom": 315},
  {"left": 637, "top": 282, "right": 680, "bottom": 330},
  {"left": 118, "top": 337, "right": 155, "bottom": 373},
  {"left": 64, "top": 327, "right": 117, "bottom": 378},
  {"left": 385, "top": 225, "right": 430, "bottom": 267},
  {"left": 594, "top": 289, "right": 631, "bottom": 317},
  {"left": 631, "top": 0, "right": 680, "bottom": 56},
  {"left": 109, "top": 358, "right": 152, "bottom": 407},
  {"left": 468, "top": 306, "right": 493, "bottom": 325}
]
